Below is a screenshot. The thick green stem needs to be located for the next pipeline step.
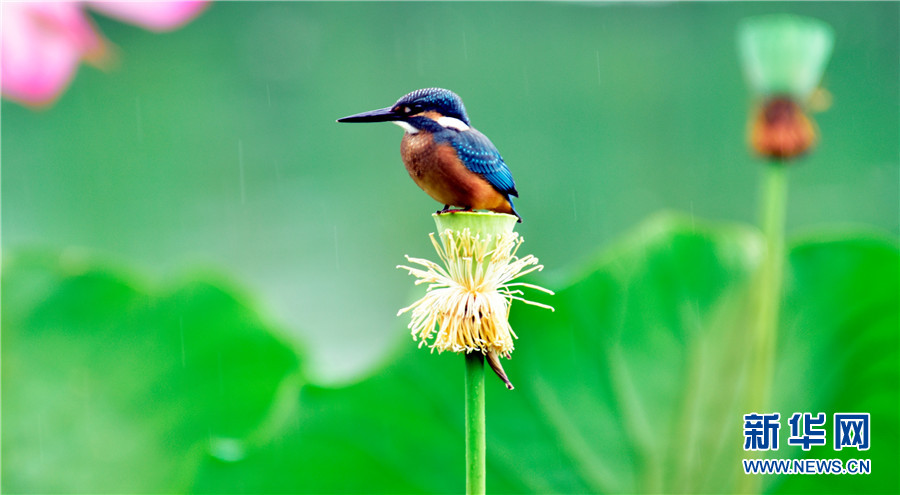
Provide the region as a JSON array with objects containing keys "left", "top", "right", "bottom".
[
  {"left": 465, "top": 352, "right": 486, "bottom": 495},
  {"left": 741, "top": 164, "right": 788, "bottom": 494},
  {"left": 751, "top": 164, "right": 787, "bottom": 412}
]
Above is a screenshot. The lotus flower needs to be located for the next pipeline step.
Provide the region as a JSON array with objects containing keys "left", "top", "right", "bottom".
[{"left": 1, "top": 1, "right": 208, "bottom": 108}]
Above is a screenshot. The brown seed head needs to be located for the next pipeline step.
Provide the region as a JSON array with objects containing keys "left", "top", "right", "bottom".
[{"left": 750, "top": 96, "right": 817, "bottom": 160}]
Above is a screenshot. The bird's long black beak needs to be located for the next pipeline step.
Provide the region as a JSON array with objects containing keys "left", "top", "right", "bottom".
[{"left": 336, "top": 106, "right": 400, "bottom": 123}]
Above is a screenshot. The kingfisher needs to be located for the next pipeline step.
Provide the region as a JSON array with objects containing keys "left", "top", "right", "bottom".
[{"left": 337, "top": 88, "right": 522, "bottom": 222}]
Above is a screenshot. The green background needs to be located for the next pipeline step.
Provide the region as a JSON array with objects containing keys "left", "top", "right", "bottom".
[
  {"left": 2, "top": 2, "right": 898, "bottom": 494},
  {"left": 4, "top": 1, "right": 897, "bottom": 380}
]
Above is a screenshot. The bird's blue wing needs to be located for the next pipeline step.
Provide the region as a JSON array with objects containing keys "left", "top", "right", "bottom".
[{"left": 448, "top": 129, "right": 518, "bottom": 197}]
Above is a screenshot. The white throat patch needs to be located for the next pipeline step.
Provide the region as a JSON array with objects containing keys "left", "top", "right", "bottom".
[
  {"left": 437, "top": 116, "right": 470, "bottom": 131},
  {"left": 392, "top": 121, "right": 419, "bottom": 134}
]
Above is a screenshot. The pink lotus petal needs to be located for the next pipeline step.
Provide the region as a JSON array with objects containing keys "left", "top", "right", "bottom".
[
  {"left": 87, "top": 1, "right": 209, "bottom": 32},
  {"left": 1, "top": 2, "right": 105, "bottom": 107}
]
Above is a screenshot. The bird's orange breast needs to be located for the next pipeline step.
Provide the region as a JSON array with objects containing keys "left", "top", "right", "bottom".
[{"left": 400, "top": 132, "right": 513, "bottom": 214}]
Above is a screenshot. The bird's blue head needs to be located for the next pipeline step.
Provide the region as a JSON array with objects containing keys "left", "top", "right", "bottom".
[
  {"left": 392, "top": 88, "right": 470, "bottom": 125},
  {"left": 337, "top": 88, "right": 471, "bottom": 131}
]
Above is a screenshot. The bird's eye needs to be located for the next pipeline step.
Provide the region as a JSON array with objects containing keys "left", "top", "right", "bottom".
[{"left": 403, "top": 106, "right": 412, "bottom": 114}]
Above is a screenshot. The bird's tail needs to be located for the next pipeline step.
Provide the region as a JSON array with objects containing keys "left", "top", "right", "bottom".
[{"left": 507, "top": 197, "right": 523, "bottom": 223}]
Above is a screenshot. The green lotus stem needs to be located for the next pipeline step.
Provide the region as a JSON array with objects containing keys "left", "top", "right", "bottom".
[
  {"left": 740, "top": 164, "right": 788, "bottom": 495},
  {"left": 752, "top": 163, "right": 787, "bottom": 412},
  {"left": 465, "top": 351, "right": 486, "bottom": 495}
]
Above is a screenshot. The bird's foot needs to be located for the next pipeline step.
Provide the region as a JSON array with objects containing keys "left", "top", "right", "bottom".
[{"left": 436, "top": 206, "right": 473, "bottom": 215}]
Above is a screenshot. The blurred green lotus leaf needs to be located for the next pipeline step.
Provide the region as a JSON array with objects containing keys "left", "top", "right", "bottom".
[{"left": 1, "top": 251, "right": 301, "bottom": 493}]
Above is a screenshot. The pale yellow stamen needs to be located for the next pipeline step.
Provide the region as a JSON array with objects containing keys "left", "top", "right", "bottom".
[{"left": 397, "top": 228, "right": 554, "bottom": 356}]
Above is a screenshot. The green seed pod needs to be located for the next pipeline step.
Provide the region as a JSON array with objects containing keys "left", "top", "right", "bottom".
[{"left": 738, "top": 14, "right": 834, "bottom": 100}]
